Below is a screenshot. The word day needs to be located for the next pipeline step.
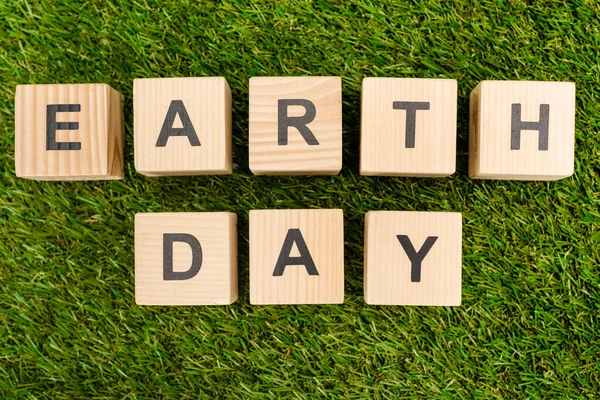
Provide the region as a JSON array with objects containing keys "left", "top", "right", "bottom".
[
  {"left": 13, "top": 76, "right": 576, "bottom": 306},
  {"left": 135, "top": 210, "right": 462, "bottom": 306}
]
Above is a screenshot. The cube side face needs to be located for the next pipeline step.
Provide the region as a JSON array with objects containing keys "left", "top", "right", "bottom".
[
  {"left": 107, "top": 87, "right": 125, "bottom": 179},
  {"left": 248, "top": 77, "right": 343, "bottom": 175},
  {"left": 134, "top": 77, "right": 232, "bottom": 176},
  {"left": 360, "top": 78, "right": 457, "bottom": 177},
  {"left": 363, "top": 211, "right": 372, "bottom": 301},
  {"left": 135, "top": 212, "right": 237, "bottom": 305},
  {"left": 249, "top": 209, "right": 344, "bottom": 305},
  {"left": 223, "top": 81, "right": 233, "bottom": 174},
  {"left": 228, "top": 212, "right": 239, "bottom": 304},
  {"left": 473, "top": 81, "right": 575, "bottom": 180},
  {"left": 468, "top": 84, "right": 482, "bottom": 178},
  {"left": 15, "top": 84, "right": 118, "bottom": 180},
  {"left": 364, "top": 211, "right": 462, "bottom": 306}
]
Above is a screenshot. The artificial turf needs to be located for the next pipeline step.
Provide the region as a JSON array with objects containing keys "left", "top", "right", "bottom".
[{"left": 1, "top": 1, "right": 599, "bottom": 398}]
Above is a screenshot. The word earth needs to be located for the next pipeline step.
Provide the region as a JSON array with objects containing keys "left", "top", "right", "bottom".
[{"left": 15, "top": 77, "right": 575, "bottom": 181}]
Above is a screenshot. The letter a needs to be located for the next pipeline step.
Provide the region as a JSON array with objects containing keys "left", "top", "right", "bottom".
[
  {"left": 273, "top": 229, "right": 319, "bottom": 276},
  {"left": 156, "top": 100, "right": 201, "bottom": 147}
]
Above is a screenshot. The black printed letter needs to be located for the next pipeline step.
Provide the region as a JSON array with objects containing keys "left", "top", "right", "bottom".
[
  {"left": 392, "top": 101, "right": 430, "bottom": 148},
  {"left": 273, "top": 229, "right": 319, "bottom": 276},
  {"left": 397, "top": 235, "right": 438, "bottom": 282},
  {"left": 163, "top": 233, "right": 202, "bottom": 280},
  {"left": 46, "top": 104, "right": 81, "bottom": 150},
  {"left": 511, "top": 104, "right": 549, "bottom": 151},
  {"left": 156, "top": 100, "right": 200, "bottom": 147},
  {"left": 278, "top": 99, "right": 318, "bottom": 145}
]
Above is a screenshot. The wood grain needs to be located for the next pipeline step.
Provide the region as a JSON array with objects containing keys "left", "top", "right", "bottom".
[
  {"left": 135, "top": 212, "right": 238, "bottom": 306},
  {"left": 364, "top": 211, "right": 462, "bottom": 306},
  {"left": 469, "top": 80, "right": 575, "bottom": 180},
  {"left": 134, "top": 77, "right": 232, "bottom": 176},
  {"left": 360, "top": 78, "right": 457, "bottom": 177},
  {"left": 249, "top": 77, "right": 342, "bottom": 175},
  {"left": 15, "top": 83, "right": 123, "bottom": 180},
  {"left": 250, "top": 209, "right": 344, "bottom": 305}
]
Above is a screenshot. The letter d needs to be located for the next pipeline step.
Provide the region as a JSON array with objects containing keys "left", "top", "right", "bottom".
[{"left": 163, "top": 233, "right": 203, "bottom": 280}]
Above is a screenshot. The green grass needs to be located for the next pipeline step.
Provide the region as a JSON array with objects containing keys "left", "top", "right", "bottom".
[{"left": 1, "top": 0, "right": 599, "bottom": 398}]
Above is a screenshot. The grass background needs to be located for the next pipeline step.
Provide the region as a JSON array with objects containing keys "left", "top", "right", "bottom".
[{"left": 1, "top": 0, "right": 599, "bottom": 398}]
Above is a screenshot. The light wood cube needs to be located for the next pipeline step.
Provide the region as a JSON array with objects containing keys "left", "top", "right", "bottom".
[
  {"left": 134, "top": 77, "right": 232, "bottom": 176},
  {"left": 249, "top": 77, "right": 342, "bottom": 175},
  {"left": 135, "top": 212, "right": 237, "bottom": 305},
  {"left": 361, "top": 78, "right": 457, "bottom": 177},
  {"left": 15, "top": 83, "right": 124, "bottom": 180},
  {"left": 364, "top": 211, "right": 462, "bottom": 306},
  {"left": 249, "top": 209, "right": 344, "bottom": 305},
  {"left": 469, "top": 80, "right": 576, "bottom": 180}
]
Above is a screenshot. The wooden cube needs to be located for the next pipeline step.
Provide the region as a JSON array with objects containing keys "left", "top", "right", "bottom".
[
  {"left": 364, "top": 211, "right": 462, "bottom": 306},
  {"left": 249, "top": 77, "right": 342, "bottom": 175},
  {"left": 249, "top": 209, "right": 344, "bottom": 305},
  {"left": 134, "top": 77, "right": 232, "bottom": 176},
  {"left": 135, "top": 212, "right": 237, "bottom": 305},
  {"left": 360, "top": 78, "right": 457, "bottom": 177},
  {"left": 15, "top": 83, "right": 123, "bottom": 180},
  {"left": 469, "top": 80, "right": 576, "bottom": 180}
]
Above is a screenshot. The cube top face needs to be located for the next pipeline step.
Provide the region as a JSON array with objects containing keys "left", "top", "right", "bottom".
[
  {"left": 361, "top": 78, "right": 457, "bottom": 177},
  {"left": 469, "top": 80, "right": 576, "bottom": 180},
  {"left": 364, "top": 211, "right": 462, "bottom": 306},
  {"left": 249, "top": 209, "right": 344, "bottom": 305},
  {"left": 249, "top": 76, "right": 342, "bottom": 175},
  {"left": 135, "top": 212, "right": 237, "bottom": 305},
  {"left": 15, "top": 83, "right": 123, "bottom": 180},
  {"left": 134, "top": 77, "right": 232, "bottom": 176}
]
